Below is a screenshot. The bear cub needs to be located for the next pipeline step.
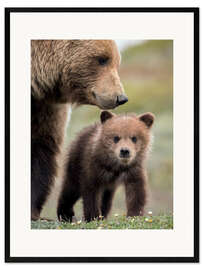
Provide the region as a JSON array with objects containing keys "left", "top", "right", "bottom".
[{"left": 57, "top": 111, "right": 155, "bottom": 222}]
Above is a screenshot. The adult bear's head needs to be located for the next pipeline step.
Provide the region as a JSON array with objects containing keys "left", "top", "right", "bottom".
[{"left": 31, "top": 40, "right": 128, "bottom": 109}]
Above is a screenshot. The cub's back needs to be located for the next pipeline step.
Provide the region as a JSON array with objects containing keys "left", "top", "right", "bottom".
[{"left": 66, "top": 123, "right": 99, "bottom": 174}]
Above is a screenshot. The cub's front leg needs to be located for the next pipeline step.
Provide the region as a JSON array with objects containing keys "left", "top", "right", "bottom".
[
  {"left": 124, "top": 168, "right": 147, "bottom": 217},
  {"left": 82, "top": 188, "right": 100, "bottom": 222}
]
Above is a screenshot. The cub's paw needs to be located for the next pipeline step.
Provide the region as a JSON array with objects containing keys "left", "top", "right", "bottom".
[{"left": 57, "top": 208, "right": 74, "bottom": 222}]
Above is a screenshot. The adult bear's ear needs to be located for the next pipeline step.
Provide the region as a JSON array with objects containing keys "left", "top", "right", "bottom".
[
  {"left": 139, "top": 112, "right": 155, "bottom": 128},
  {"left": 100, "top": 111, "right": 115, "bottom": 123}
]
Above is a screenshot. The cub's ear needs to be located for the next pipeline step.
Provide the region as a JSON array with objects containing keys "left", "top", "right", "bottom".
[
  {"left": 100, "top": 111, "right": 115, "bottom": 124},
  {"left": 139, "top": 112, "right": 155, "bottom": 128}
]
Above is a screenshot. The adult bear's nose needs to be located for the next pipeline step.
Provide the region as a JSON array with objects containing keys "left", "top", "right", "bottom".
[{"left": 116, "top": 95, "right": 128, "bottom": 106}]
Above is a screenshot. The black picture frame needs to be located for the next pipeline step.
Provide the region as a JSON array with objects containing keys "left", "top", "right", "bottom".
[{"left": 5, "top": 7, "right": 199, "bottom": 263}]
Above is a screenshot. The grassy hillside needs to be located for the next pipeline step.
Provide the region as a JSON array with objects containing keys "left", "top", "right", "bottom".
[{"left": 32, "top": 214, "right": 173, "bottom": 230}]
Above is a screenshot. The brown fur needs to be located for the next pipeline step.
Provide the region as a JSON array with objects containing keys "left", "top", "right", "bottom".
[
  {"left": 31, "top": 40, "right": 127, "bottom": 220},
  {"left": 57, "top": 111, "right": 155, "bottom": 222}
]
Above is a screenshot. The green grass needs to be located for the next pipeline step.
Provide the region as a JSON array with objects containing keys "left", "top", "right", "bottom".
[{"left": 31, "top": 214, "right": 173, "bottom": 230}]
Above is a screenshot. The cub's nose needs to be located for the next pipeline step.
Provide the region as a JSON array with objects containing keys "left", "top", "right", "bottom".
[
  {"left": 120, "top": 148, "right": 130, "bottom": 158},
  {"left": 116, "top": 95, "right": 128, "bottom": 106}
]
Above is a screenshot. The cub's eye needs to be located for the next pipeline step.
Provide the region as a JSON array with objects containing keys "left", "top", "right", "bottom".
[
  {"left": 98, "top": 57, "right": 109, "bottom": 66},
  {"left": 113, "top": 136, "right": 120, "bottom": 143},
  {"left": 132, "top": 136, "right": 137, "bottom": 143}
]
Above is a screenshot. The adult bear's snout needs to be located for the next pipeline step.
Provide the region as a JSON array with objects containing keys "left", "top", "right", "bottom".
[{"left": 116, "top": 95, "right": 128, "bottom": 106}]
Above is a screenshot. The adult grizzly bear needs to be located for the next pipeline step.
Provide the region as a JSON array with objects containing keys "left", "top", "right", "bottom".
[
  {"left": 31, "top": 40, "right": 128, "bottom": 220},
  {"left": 57, "top": 111, "right": 154, "bottom": 222}
]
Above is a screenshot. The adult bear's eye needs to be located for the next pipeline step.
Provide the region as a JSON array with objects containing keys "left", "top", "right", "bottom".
[
  {"left": 132, "top": 136, "right": 137, "bottom": 143},
  {"left": 113, "top": 136, "right": 120, "bottom": 143},
  {"left": 98, "top": 57, "right": 109, "bottom": 66}
]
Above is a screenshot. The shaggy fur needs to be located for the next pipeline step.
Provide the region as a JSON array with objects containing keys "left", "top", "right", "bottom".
[
  {"left": 57, "top": 111, "right": 155, "bottom": 222},
  {"left": 31, "top": 40, "right": 127, "bottom": 220}
]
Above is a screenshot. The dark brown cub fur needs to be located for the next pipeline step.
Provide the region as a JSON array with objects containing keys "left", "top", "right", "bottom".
[{"left": 57, "top": 111, "right": 154, "bottom": 222}]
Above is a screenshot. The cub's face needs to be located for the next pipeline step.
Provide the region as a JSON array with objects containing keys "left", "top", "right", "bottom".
[
  {"left": 100, "top": 111, "right": 155, "bottom": 167},
  {"left": 64, "top": 40, "right": 128, "bottom": 109}
]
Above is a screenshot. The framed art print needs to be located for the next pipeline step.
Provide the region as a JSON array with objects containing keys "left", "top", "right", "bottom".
[{"left": 5, "top": 7, "right": 199, "bottom": 262}]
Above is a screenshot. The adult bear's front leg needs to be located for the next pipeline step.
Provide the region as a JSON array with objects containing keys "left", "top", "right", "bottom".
[{"left": 31, "top": 140, "right": 57, "bottom": 220}]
